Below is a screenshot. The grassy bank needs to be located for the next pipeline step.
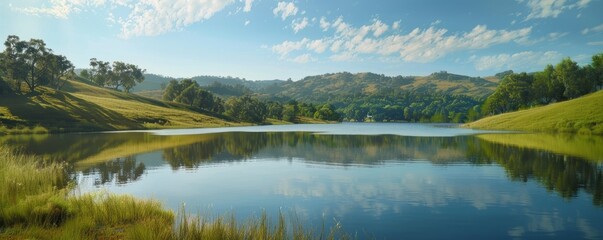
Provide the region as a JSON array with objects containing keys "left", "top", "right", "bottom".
[
  {"left": 0, "top": 147, "right": 350, "bottom": 239},
  {"left": 465, "top": 90, "right": 603, "bottom": 134},
  {"left": 0, "top": 79, "right": 242, "bottom": 134}
]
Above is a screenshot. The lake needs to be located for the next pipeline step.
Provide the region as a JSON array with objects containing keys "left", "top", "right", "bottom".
[{"left": 2, "top": 123, "right": 602, "bottom": 239}]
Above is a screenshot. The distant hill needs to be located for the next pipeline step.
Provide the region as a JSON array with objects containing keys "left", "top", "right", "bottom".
[
  {"left": 465, "top": 90, "right": 603, "bottom": 134},
  {"left": 0, "top": 78, "right": 239, "bottom": 132},
  {"left": 131, "top": 71, "right": 498, "bottom": 101},
  {"left": 131, "top": 74, "right": 284, "bottom": 93},
  {"left": 131, "top": 73, "right": 173, "bottom": 92},
  {"left": 257, "top": 71, "right": 497, "bottom": 102}
]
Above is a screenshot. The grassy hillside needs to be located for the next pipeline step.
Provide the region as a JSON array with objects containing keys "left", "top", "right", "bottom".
[
  {"left": 258, "top": 71, "right": 497, "bottom": 102},
  {"left": 465, "top": 90, "right": 603, "bottom": 134},
  {"left": 0, "top": 79, "right": 241, "bottom": 133}
]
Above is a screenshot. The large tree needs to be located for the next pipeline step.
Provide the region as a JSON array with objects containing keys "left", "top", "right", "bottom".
[
  {"left": 43, "top": 54, "right": 74, "bottom": 90},
  {"left": 2, "top": 35, "right": 28, "bottom": 91},
  {"left": 111, "top": 61, "right": 145, "bottom": 93},
  {"left": 89, "top": 59, "right": 145, "bottom": 92},
  {"left": 555, "top": 58, "right": 590, "bottom": 99},
  {"left": 23, "top": 39, "right": 49, "bottom": 92}
]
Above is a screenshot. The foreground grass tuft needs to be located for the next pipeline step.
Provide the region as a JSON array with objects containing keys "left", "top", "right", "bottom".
[{"left": 0, "top": 147, "right": 352, "bottom": 239}]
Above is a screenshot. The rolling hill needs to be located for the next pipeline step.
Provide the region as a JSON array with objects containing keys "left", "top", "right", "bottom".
[
  {"left": 132, "top": 71, "right": 500, "bottom": 102},
  {"left": 465, "top": 90, "right": 603, "bottom": 134},
  {"left": 256, "top": 71, "right": 497, "bottom": 103},
  {"left": 0, "top": 78, "right": 240, "bottom": 133}
]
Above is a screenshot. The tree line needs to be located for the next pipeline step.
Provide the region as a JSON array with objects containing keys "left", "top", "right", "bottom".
[
  {"left": 81, "top": 58, "right": 145, "bottom": 93},
  {"left": 162, "top": 79, "right": 340, "bottom": 123},
  {"left": 0, "top": 35, "right": 75, "bottom": 92},
  {"left": 0, "top": 35, "right": 145, "bottom": 95},
  {"left": 483, "top": 53, "right": 603, "bottom": 115}
]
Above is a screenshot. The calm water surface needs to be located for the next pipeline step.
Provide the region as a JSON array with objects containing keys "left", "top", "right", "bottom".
[{"left": 2, "top": 123, "right": 602, "bottom": 239}]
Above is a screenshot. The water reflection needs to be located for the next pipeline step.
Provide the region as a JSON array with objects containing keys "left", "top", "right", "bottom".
[
  {"left": 2, "top": 130, "right": 601, "bottom": 206},
  {"left": 81, "top": 156, "right": 146, "bottom": 185},
  {"left": 3, "top": 127, "right": 603, "bottom": 239}
]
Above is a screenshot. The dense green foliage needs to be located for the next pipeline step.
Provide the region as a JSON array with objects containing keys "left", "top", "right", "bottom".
[
  {"left": 483, "top": 54, "right": 603, "bottom": 115},
  {"left": 224, "top": 95, "right": 268, "bottom": 123},
  {"left": 88, "top": 58, "right": 145, "bottom": 93},
  {"left": 327, "top": 92, "right": 480, "bottom": 123},
  {"left": 0, "top": 35, "right": 75, "bottom": 92},
  {"left": 162, "top": 79, "right": 225, "bottom": 114}
]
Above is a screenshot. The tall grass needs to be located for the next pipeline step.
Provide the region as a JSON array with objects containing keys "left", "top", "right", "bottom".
[{"left": 0, "top": 147, "right": 353, "bottom": 239}]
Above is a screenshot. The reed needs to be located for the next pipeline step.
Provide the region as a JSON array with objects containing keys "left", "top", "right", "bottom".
[{"left": 0, "top": 147, "right": 353, "bottom": 239}]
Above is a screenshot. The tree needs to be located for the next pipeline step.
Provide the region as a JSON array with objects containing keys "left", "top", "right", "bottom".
[
  {"left": 555, "top": 58, "right": 588, "bottom": 99},
  {"left": 2, "top": 35, "right": 28, "bottom": 91},
  {"left": 532, "top": 64, "right": 557, "bottom": 104},
  {"left": 43, "top": 54, "right": 74, "bottom": 90},
  {"left": 224, "top": 95, "right": 267, "bottom": 123},
  {"left": 482, "top": 73, "right": 533, "bottom": 115},
  {"left": 314, "top": 104, "right": 339, "bottom": 121},
  {"left": 89, "top": 59, "right": 144, "bottom": 92},
  {"left": 89, "top": 58, "right": 112, "bottom": 87},
  {"left": 23, "top": 39, "right": 49, "bottom": 92},
  {"left": 267, "top": 101, "right": 284, "bottom": 120},
  {"left": 590, "top": 53, "right": 603, "bottom": 90},
  {"left": 79, "top": 69, "right": 90, "bottom": 80},
  {"left": 111, "top": 61, "right": 145, "bottom": 93},
  {"left": 282, "top": 101, "right": 299, "bottom": 122},
  {"left": 174, "top": 84, "right": 198, "bottom": 106},
  {"left": 162, "top": 79, "right": 182, "bottom": 101}
]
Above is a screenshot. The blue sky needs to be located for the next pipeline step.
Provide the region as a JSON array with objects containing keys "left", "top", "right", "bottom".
[{"left": 1, "top": 0, "right": 602, "bottom": 80}]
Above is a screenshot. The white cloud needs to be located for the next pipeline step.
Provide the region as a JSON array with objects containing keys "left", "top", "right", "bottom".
[
  {"left": 13, "top": 0, "right": 107, "bottom": 19},
  {"left": 369, "top": 19, "right": 389, "bottom": 37},
  {"left": 244, "top": 20, "right": 251, "bottom": 26},
  {"left": 13, "top": 0, "right": 236, "bottom": 38},
  {"left": 272, "top": 17, "right": 532, "bottom": 64},
  {"left": 319, "top": 17, "right": 330, "bottom": 31},
  {"left": 472, "top": 51, "right": 562, "bottom": 71},
  {"left": 577, "top": 0, "right": 591, "bottom": 8},
  {"left": 581, "top": 23, "right": 603, "bottom": 35},
  {"left": 273, "top": 1, "right": 298, "bottom": 20},
  {"left": 272, "top": 38, "right": 309, "bottom": 57},
  {"left": 524, "top": 0, "right": 592, "bottom": 20},
  {"left": 292, "top": 17, "right": 309, "bottom": 33},
  {"left": 392, "top": 20, "right": 401, "bottom": 30},
  {"left": 243, "top": 0, "right": 253, "bottom": 12},
  {"left": 307, "top": 39, "right": 329, "bottom": 54},
  {"left": 119, "top": 0, "right": 235, "bottom": 38},
  {"left": 548, "top": 32, "right": 568, "bottom": 40},
  {"left": 290, "top": 53, "right": 315, "bottom": 63},
  {"left": 587, "top": 41, "right": 603, "bottom": 46},
  {"left": 330, "top": 52, "right": 357, "bottom": 62}
]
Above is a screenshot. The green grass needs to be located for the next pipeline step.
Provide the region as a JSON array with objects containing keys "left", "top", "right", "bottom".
[
  {"left": 0, "top": 147, "right": 352, "bottom": 239},
  {"left": 0, "top": 79, "right": 241, "bottom": 134},
  {"left": 476, "top": 133, "right": 603, "bottom": 162},
  {"left": 465, "top": 90, "right": 603, "bottom": 134}
]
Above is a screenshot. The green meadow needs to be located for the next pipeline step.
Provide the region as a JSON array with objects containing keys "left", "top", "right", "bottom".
[{"left": 465, "top": 90, "right": 603, "bottom": 134}]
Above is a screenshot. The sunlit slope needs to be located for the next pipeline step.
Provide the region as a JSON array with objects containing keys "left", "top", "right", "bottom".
[
  {"left": 477, "top": 133, "right": 603, "bottom": 162},
  {"left": 0, "top": 79, "right": 238, "bottom": 132},
  {"left": 465, "top": 90, "right": 603, "bottom": 134}
]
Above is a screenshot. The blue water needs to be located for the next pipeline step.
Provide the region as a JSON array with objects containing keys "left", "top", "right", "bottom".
[{"left": 54, "top": 124, "right": 602, "bottom": 239}]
